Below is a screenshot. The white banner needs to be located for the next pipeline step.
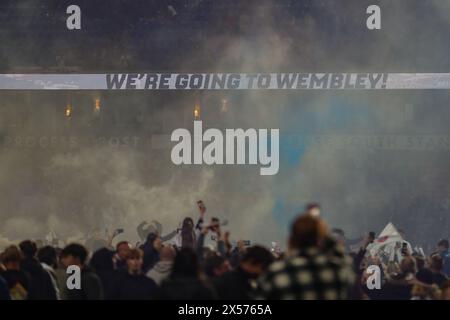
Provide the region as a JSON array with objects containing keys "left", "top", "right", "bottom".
[{"left": 1, "top": 73, "right": 450, "bottom": 90}]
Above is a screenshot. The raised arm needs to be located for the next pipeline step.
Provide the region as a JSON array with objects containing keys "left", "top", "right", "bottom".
[{"left": 136, "top": 221, "right": 148, "bottom": 241}]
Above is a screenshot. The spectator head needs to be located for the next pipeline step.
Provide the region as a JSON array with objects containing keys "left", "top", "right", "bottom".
[
  {"left": 37, "top": 245, "right": 58, "bottom": 269},
  {"left": 182, "top": 217, "right": 194, "bottom": 230},
  {"left": 210, "top": 217, "right": 220, "bottom": 232},
  {"left": 116, "top": 241, "right": 131, "bottom": 260},
  {"left": 204, "top": 254, "right": 230, "bottom": 278},
  {"left": 429, "top": 254, "right": 444, "bottom": 272},
  {"left": 441, "top": 280, "right": 450, "bottom": 300},
  {"left": 60, "top": 243, "right": 88, "bottom": 268},
  {"left": 126, "top": 248, "right": 144, "bottom": 275},
  {"left": 305, "top": 202, "right": 321, "bottom": 217},
  {"left": 399, "top": 256, "right": 417, "bottom": 275},
  {"left": 438, "top": 239, "right": 449, "bottom": 252},
  {"left": 170, "top": 248, "right": 199, "bottom": 279},
  {"left": 240, "top": 245, "right": 275, "bottom": 278},
  {"left": 160, "top": 245, "right": 176, "bottom": 262},
  {"left": 90, "top": 248, "right": 114, "bottom": 272},
  {"left": 331, "top": 228, "right": 346, "bottom": 247},
  {"left": 19, "top": 240, "right": 37, "bottom": 259},
  {"left": 0, "top": 245, "right": 23, "bottom": 270},
  {"left": 289, "top": 214, "right": 328, "bottom": 250},
  {"left": 181, "top": 217, "right": 195, "bottom": 249}
]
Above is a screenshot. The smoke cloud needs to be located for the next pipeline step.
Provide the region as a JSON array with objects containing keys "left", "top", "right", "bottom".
[{"left": 1, "top": 1, "right": 450, "bottom": 251}]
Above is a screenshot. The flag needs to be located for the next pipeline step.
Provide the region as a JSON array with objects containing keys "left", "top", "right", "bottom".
[{"left": 366, "top": 222, "right": 410, "bottom": 262}]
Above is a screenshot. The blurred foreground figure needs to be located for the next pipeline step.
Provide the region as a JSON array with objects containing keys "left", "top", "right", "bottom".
[
  {"left": 89, "top": 248, "right": 115, "bottom": 299},
  {"left": 60, "top": 244, "right": 104, "bottom": 300},
  {"left": 0, "top": 245, "right": 28, "bottom": 300},
  {"left": 19, "top": 240, "right": 57, "bottom": 300},
  {"left": 214, "top": 246, "right": 274, "bottom": 300},
  {"left": 258, "top": 214, "right": 355, "bottom": 299}
]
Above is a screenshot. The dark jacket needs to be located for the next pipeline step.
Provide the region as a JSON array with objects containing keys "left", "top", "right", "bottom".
[
  {"left": 432, "top": 271, "right": 448, "bottom": 288},
  {"left": 381, "top": 274, "right": 414, "bottom": 300},
  {"left": 140, "top": 234, "right": 160, "bottom": 273},
  {"left": 158, "top": 277, "right": 216, "bottom": 300},
  {"left": 21, "top": 258, "right": 57, "bottom": 300},
  {"left": 96, "top": 269, "right": 116, "bottom": 299},
  {"left": 110, "top": 270, "right": 158, "bottom": 300},
  {"left": 213, "top": 267, "right": 256, "bottom": 300},
  {"left": 64, "top": 267, "right": 104, "bottom": 300}
]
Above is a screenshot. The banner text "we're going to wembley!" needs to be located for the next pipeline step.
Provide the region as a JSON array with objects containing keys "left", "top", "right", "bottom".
[{"left": 106, "top": 73, "right": 388, "bottom": 90}]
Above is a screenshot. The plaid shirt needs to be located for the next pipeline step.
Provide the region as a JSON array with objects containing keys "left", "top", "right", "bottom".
[{"left": 257, "top": 241, "right": 355, "bottom": 300}]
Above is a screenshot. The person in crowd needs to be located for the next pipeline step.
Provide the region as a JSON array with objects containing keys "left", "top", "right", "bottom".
[
  {"left": 147, "top": 245, "right": 176, "bottom": 286},
  {"left": 179, "top": 217, "right": 197, "bottom": 249},
  {"left": 201, "top": 217, "right": 225, "bottom": 250},
  {"left": 441, "top": 280, "right": 450, "bottom": 300},
  {"left": 60, "top": 243, "right": 104, "bottom": 300},
  {"left": 158, "top": 247, "right": 216, "bottom": 300},
  {"left": 437, "top": 239, "right": 450, "bottom": 277},
  {"left": 410, "top": 268, "right": 441, "bottom": 300},
  {"left": 19, "top": 240, "right": 57, "bottom": 300},
  {"left": 140, "top": 232, "right": 162, "bottom": 273},
  {"left": 229, "top": 239, "right": 248, "bottom": 269},
  {"left": 353, "top": 234, "right": 384, "bottom": 300},
  {"left": 113, "top": 241, "right": 130, "bottom": 270},
  {"left": 37, "top": 245, "right": 60, "bottom": 299},
  {"left": 89, "top": 247, "right": 115, "bottom": 299},
  {"left": 110, "top": 248, "right": 158, "bottom": 300},
  {"left": 53, "top": 248, "right": 69, "bottom": 299},
  {"left": 137, "top": 220, "right": 178, "bottom": 243},
  {"left": 0, "top": 245, "right": 29, "bottom": 300},
  {"left": 258, "top": 213, "right": 355, "bottom": 299},
  {"left": 305, "top": 202, "right": 321, "bottom": 217},
  {"left": 196, "top": 221, "right": 227, "bottom": 264},
  {"left": 381, "top": 256, "right": 416, "bottom": 300},
  {"left": 428, "top": 253, "right": 448, "bottom": 288},
  {"left": 203, "top": 253, "right": 230, "bottom": 279},
  {"left": 137, "top": 220, "right": 163, "bottom": 242},
  {"left": 214, "top": 246, "right": 274, "bottom": 300},
  {"left": 174, "top": 202, "right": 206, "bottom": 249}
]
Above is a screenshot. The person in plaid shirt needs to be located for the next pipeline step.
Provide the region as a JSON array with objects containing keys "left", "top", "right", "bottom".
[{"left": 257, "top": 213, "right": 355, "bottom": 300}]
